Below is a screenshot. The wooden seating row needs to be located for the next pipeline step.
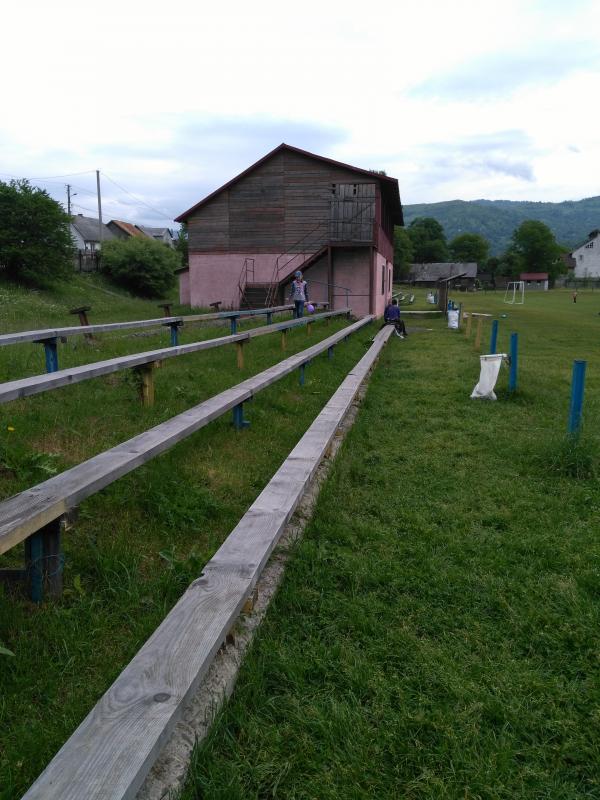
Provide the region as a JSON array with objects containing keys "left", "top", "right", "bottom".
[
  {"left": 20, "top": 323, "right": 393, "bottom": 800},
  {"left": 0, "top": 303, "right": 330, "bottom": 348},
  {"left": 0, "top": 308, "right": 350, "bottom": 405},
  {"left": 0, "top": 317, "right": 372, "bottom": 589}
]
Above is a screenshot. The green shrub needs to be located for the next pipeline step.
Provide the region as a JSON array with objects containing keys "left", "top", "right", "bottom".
[{"left": 101, "top": 237, "right": 179, "bottom": 298}]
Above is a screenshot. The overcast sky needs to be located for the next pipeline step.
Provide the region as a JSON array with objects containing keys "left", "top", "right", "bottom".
[{"left": 1, "top": 0, "right": 599, "bottom": 228}]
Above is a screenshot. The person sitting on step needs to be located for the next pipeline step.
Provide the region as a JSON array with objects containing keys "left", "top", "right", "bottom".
[{"left": 382, "top": 297, "right": 407, "bottom": 338}]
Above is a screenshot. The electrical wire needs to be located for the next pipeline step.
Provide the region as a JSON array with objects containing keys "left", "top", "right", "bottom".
[{"left": 101, "top": 172, "right": 176, "bottom": 219}]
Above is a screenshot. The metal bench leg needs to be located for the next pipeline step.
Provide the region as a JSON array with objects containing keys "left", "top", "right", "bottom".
[
  {"left": 266, "top": 312, "right": 273, "bottom": 325},
  {"left": 232, "top": 402, "right": 250, "bottom": 430},
  {"left": 24, "top": 519, "right": 63, "bottom": 602},
  {"left": 42, "top": 338, "right": 59, "bottom": 373},
  {"left": 230, "top": 316, "right": 238, "bottom": 335},
  {"left": 169, "top": 323, "right": 180, "bottom": 347},
  {"left": 299, "top": 364, "right": 306, "bottom": 386},
  {"left": 328, "top": 346, "right": 334, "bottom": 360}
]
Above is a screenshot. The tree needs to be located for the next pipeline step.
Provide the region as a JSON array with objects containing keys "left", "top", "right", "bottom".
[
  {"left": 0, "top": 179, "right": 75, "bottom": 286},
  {"left": 407, "top": 217, "right": 448, "bottom": 262},
  {"left": 101, "top": 237, "right": 178, "bottom": 298},
  {"left": 449, "top": 232, "right": 489, "bottom": 264},
  {"left": 508, "top": 220, "right": 564, "bottom": 282},
  {"left": 174, "top": 223, "right": 188, "bottom": 267},
  {"left": 393, "top": 226, "right": 413, "bottom": 280}
]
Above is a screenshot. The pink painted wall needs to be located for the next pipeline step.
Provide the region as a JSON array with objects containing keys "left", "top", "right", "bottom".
[
  {"left": 179, "top": 270, "right": 190, "bottom": 305},
  {"left": 330, "top": 248, "right": 371, "bottom": 318},
  {"left": 184, "top": 251, "right": 320, "bottom": 309},
  {"left": 374, "top": 251, "right": 392, "bottom": 318}
]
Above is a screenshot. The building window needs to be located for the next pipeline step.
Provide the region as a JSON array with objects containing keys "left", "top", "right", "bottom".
[
  {"left": 388, "top": 266, "right": 391, "bottom": 293},
  {"left": 381, "top": 263, "right": 385, "bottom": 295},
  {"left": 585, "top": 242, "right": 594, "bottom": 248}
]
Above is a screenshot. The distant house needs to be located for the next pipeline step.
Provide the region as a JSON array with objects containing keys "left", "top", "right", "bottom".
[
  {"left": 174, "top": 143, "right": 403, "bottom": 317},
  {"left": 70, "top": 214, "right": 115, "bottom": 252},
  {"left": 408, "top": 262, "right": 478, "bottom": 289},
  {"left": 138, "top": 226, "right": 176, "bottom": 247},
  {"left": 572, "top": 230, "right": 600, "bottom": 278},
  {"left": 106, "top": 220, "right": 149, "bottom": 240},
  {"left": 519, "top": 272, "right": 548, "bottom": 290}
]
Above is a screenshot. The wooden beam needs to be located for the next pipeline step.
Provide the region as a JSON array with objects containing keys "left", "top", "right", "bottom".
[
  {"left": 236, "top": 341, "right": 245, "bottom": 370},
  {"left": 19, "top": 323, "right": 390, "bottom": 800},
  {"left": 0, "top": 316, "right": 372, "bottom": 558}
]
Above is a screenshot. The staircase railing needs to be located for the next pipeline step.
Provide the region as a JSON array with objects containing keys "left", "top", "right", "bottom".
[{"left": 237, "top": 257, "right": 256, "bottom": 307}]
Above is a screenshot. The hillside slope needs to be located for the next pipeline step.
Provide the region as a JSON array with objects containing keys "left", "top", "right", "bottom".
[{"left": 403, "top": 196, "right": 600, "bottom": 255}]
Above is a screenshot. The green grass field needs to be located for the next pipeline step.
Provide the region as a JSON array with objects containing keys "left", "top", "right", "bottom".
[
  {"left": 180, "top": 287, "right": 600, "bottom": 799},
  {"left": 2, "top": 282, "right": 600, "bottom": 799},
  {"left": 0, "top": 275, "right": 374, "bottom": 799}
]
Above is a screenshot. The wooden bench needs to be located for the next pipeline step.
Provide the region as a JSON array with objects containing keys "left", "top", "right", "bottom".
[
  {"left": 0, "top": 309, "right": 351, "bottom": 406},
  {"left": 19, "top": 322, "right": 391, "bottom": 800},
  {"left": 0, "top": 315, "right": 372, "bottom": 602}
]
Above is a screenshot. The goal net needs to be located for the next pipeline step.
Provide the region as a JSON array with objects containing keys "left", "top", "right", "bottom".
[{"left": 504, "top": 281, "right": 525, "bottom": 304}]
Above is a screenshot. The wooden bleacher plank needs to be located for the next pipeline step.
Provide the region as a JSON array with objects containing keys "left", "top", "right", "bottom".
[
  {"left": 21, "top": 324, "right": 391, "bottom": 800},
  {"left": 0, "top": 309, "right": 349, "bottom": 404},
  {"left": 0, "top": 304, "right": 302, "bottom": 348},
  {"left": 0, "top": 316, "right": 371, "bottom": 557}
]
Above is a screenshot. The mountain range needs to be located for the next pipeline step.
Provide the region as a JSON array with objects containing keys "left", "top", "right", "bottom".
[{"left": 402, "top": 196, "right": 600, "bottom": 256}]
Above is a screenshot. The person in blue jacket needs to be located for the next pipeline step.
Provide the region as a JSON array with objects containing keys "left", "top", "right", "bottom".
[{"left": 382, "top": 297, "right": 407, "bottom": 338}]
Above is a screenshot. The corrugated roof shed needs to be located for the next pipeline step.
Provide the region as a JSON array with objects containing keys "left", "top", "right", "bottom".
[{"left": 409, "top": 262, "right": 478, "bottom": 282}]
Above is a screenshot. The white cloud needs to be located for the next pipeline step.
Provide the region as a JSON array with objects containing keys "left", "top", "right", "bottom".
[{"left": 1, "top": 0, "right": 599, "bottom": 220}]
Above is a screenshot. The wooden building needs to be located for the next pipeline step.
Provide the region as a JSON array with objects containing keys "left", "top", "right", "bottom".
[{"left": 175, "top": 144, "right": 403, "bottom": 318}]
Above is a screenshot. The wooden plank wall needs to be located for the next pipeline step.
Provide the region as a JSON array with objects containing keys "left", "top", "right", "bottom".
[{"left": 186, "top": 149, "right": 387, "bottom": 255}]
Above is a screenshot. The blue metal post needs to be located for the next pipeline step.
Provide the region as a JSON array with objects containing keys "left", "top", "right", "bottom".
[
  {"left": 169, "top": 323, "right": 180, "bottom": 347},
  {"left": 232, "top": 402, "right": 250, "bottom": 430},
  {"left": 25, "top": 531, "right": 44, "bottom": 603},
  {"left": 328, "top": 346, "right": 334, "bottom": 360},
  {"left": 509, "top": 333, "right": 518, "bottom": 393},
  {"left": 230, "top": 316, "right": 238, "bottom": 335},
  {"left": 568, "top": 360, "right": 587, "bottom": 435},
  {"left": 299, "top": 364, "right": 305, "bottom": 386},
  {"left": 43, "top": 338, "right": 59, "bottom": 373},
  {"left": 489, "top": 320, "right": 499, "bottom": 354},
  {"left": 266, "top": 312, "right": 273, "bottom": 325}
]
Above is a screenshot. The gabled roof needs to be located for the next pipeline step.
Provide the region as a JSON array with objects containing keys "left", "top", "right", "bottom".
[
  {"left": 70, "top": 214, "right": 115, "bottom": 242},
  {"left": 571, "top": 229, "right": 600, "bottom": 255},
  {"left": 175, "top": 143, "right": 403, "bottom": 225},
  {"left": 409, "top": 262, "right": 478, "bottom": 281},
  {"left": 138, "top": 226, "right": 173, "bottom": 238},
  {"left": 108, "top": 219, "right": 148, "bottom": 238}
]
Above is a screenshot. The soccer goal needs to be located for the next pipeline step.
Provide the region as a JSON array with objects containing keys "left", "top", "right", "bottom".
[{"left": 504, "top": 281, "right": 525, "bottom": 304}]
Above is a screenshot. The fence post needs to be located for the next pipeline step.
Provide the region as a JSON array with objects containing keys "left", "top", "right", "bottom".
[
  {"left": 568, "top": 360, "right": 587, "bottom": 435},
  {"left": 509, "top": 333, "right": 518, "bottom": 393},
  {"left": 474, "top": 317, "right": 483, "bottom": 351},
  {"left": 281, "top": 329, "right": 287, "bottom": 351},
  {"left": 465, "top": 313, "right": 472, "bottom": 337},
  {"left": 490, "top": 319, "right": 499, "bottom": 354}
]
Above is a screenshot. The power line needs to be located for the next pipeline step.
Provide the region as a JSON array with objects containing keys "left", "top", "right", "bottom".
[{"left": 101, "top": 172, "right": 176, "bottom": 219}]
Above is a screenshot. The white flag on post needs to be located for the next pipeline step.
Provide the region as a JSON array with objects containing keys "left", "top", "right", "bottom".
[{"left": 471, "top": 354, "right": 506, "bottom": 401}]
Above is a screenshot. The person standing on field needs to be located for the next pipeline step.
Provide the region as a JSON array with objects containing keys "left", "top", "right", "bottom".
[
  {"left": 290, "top": 270, "right": 309, "bottom": 318},
  {"left": 573, "top": 290, "right": 578, "bottom": 303}
]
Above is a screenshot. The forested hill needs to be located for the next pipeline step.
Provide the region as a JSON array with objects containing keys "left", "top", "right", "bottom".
[{"left": 403, "top": 196, "right": 600, "bottom": 255}]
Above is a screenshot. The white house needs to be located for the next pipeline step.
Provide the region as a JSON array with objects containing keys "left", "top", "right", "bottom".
[
  {"left": 572, "top": 230, "right": 600, "bottom": 278},
  {"left": 70, "top": 215, "right": 115, "bottom": 252}
]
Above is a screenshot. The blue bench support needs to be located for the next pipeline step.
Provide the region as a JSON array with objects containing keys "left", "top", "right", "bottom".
[
  {"left": 0, "top": 517, "right": 64, "bottom": 603},
  {"left": 299, "top": 364, "right": 306, "bottom": 386},
  {"left": 328, "top": 346, "right": 334, "bottom": 360},
  {"left": 168, "top": 322, "right": 182, "bottom": 347},
  {"left": 568, "top": 360, "right": 587, "bottom": 435},
  {"left": 509, "top": 333, "right": 518, "bottom": 392},
  {"left": 232, "top": 402, "right": 250, "bottom": 430},
  {"left": 266, "top": 312, "right": 273, "bottom": 325},
  {"left": 230, "top": 316, "right": 239, "bottom": 335},
  {"left": 43, "top": 338, "right": 59, "bottom": 373},
  {"left": 490, "top": 319, "right": 499, "bottom": 354}
]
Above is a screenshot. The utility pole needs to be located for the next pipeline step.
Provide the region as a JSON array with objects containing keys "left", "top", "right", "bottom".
[
  {"left": 96, "top": 170, "right": 103, "bottom": 244},
  {"left": 66, "top": 184, "right": 77, "bottom": 216}
]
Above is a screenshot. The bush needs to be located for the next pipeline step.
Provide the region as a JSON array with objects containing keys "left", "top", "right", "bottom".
[
  {"left": 0, "top": 179, "right": 75, "bottom": 286},
  {"left": 101, "top": 237, "right": 179, "bottom": 298}
]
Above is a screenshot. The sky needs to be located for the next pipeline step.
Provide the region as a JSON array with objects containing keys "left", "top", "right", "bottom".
[{"left": 1, "top": 0, "right": 599, "bottom": 228}]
